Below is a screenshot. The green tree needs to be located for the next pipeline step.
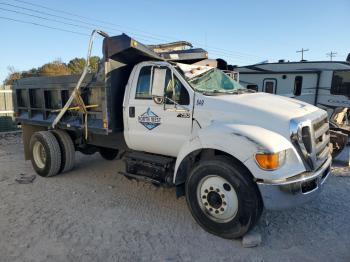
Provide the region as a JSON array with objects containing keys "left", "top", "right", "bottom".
[
  {"left": 68, "top": 57, "right": 86, "bottom": 74},
  {"left": 89, "top": 56, "right": 100, "bottom": 73},
  {"left": 4, "top": 72, "right": 21, "bottom": 85},
  {"left": 21, "top": 68, "right": 39, "bottom": 78},
  {"left": 38, "top": 60, "right": 71, "bottom": 76},
  {"left": 4, "top": 56, "right": 101, "bottom": 85},
  {"left": 68, "top": 56, "right": 100, "bottom": 74},
  {"left": 4, "top": 66, "right": 21, "bottom": 85}
]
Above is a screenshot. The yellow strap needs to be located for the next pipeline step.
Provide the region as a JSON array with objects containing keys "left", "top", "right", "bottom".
[{"left": 51, "top": 104, "right": 98, "bottom": 112}]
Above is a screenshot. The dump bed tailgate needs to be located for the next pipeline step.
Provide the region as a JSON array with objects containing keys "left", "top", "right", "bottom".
[{"left": 13, "top": 73, "right": 109, "bottom": 134}]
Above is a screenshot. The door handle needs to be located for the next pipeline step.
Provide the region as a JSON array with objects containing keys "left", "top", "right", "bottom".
[{"left": 129, "top": 106, "right": 135, "bottom": 118}]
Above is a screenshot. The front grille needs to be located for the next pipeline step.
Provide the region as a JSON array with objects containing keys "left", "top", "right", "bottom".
[
  {"left": 313, "top": 116, "right": 330, "bottom": 165},
  {"left": 291, "top": 113, "right": 330, "bottom": 171},
  {"left": 301, "top": 126, "right": 312, "bottom": 153}
]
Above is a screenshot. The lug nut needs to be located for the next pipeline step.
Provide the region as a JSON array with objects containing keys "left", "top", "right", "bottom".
[
  {"left": 204, "top": 189, "right": 209, "bottom": 193},
  {"left": 223, "top": 201, "right": 227, "bottom": 206},
  {"left": 209, "top": 187, "right": 213, "bottom": 190},
  {"left": 220, "top": 207, "right": 224, "bottom": 211},
  {"left": 202, "top": 195, "right": 206, "bottom": 199},
  {"left": 215, "top": 210, "right": 219, "bottom": 214},
  {"left": 216, "top": 188, "right": 220, "bottom": 192},
  {"left": 221, "top": 194, "right": 225, "bottom": 198},
  {"left": 209, "top": 208, "right": 213, "bottom": 212},
  {"left": 204, "top": 202, "right": 208, "bottom": 206}
]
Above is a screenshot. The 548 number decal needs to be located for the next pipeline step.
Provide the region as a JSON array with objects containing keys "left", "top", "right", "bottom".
[{"left": 196, "top": 99, "right": 204, "bottom": 106}]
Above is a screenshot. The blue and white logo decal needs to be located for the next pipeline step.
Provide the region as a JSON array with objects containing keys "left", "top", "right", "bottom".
[{"left": 138, "top": 108, "right": 161, "bottom": 130}]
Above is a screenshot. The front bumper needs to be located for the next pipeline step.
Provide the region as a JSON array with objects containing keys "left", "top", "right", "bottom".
[{"left": 257, "top": 156, "right": 331, "bottom": 210}]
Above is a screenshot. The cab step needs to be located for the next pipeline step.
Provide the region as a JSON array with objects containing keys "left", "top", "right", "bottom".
[
  {"left": 121, "top": 151, "right": 175, "bottom": 186},
  {"left": 119, "top": 171, "right": 161, "bottom": 185}
]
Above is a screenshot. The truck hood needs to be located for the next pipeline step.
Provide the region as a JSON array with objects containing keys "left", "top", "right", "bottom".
[{"left": 194, "top": 92, "right": 320, "bottom": 138}]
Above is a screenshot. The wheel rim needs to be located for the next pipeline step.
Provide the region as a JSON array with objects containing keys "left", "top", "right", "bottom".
[
  {"left": 33, "top": 141, "right": 46, "bottom": 169},
  {"left": 197, "top": 175, "right": 238, "bottom": 223}
]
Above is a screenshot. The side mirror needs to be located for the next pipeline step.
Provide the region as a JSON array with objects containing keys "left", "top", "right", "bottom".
[{"left": 151, "top": 68, "right": 167, "bottom": 98}]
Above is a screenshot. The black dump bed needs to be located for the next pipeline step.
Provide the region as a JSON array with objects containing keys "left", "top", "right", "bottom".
[
  {"left": 13, "top": 33, "right": 208, "bottom": 135},
  {"left": 14, "top": 73, "right": 106, "bottom": 133}
]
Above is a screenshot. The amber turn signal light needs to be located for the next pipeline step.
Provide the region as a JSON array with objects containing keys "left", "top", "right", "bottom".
[{"left": 255, "top": 151, "right": 285, "bottom": 170}]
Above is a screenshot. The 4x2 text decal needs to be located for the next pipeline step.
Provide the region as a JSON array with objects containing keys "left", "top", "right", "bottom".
[{"left": 196, "top": 99, "right": 204, "bottom": 106}]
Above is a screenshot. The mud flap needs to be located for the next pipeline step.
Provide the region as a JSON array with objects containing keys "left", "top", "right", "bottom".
[
  {"left": 332, "top": 130, "right": 350, "bottom": 166},
  {"left": 333, "top": 143, "right": 350, "bottom": 166}
]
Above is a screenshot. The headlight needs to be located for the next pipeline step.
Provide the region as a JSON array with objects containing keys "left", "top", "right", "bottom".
[{"left": 255, "top": 150, "right": 286, "bottom": 170}]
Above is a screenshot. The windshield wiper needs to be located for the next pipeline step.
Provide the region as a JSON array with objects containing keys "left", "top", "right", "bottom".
[
  {"left": 226, "top": 89, "right": 256, "bottom": 94},
  {"left": 201, "top": 89, "right": 236, "bottom": 95},
  {"left": 201, "top": 89, "right": 255, "bottom": 95}
]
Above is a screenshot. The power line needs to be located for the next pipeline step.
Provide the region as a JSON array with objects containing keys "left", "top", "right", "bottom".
[
  {"left": 0, "top": 15, "right": 89, "bottom": 36},
  {"left": 326, "top": 51, "right": 337, "bottom": 61},
  {"left": 0, "top": 2, "right": 171, "bottom": 43},
  {"left": 10, "top": 0, "right": 178, "bottom": 41},
  {"left": 6, "top": 0, "right": 265, "bottom": 61},
  {"left": 1, "top": 1, "right": 263, "bottom": 63},
  {"left": 0, "top": 14, "right": 158, "bottom": 47},
  {"left": 296, "top": 48, "right": 309, "bottom": 60},
  {"left": 2, "top": 1, "right": 191, "bottom": 44},
  {"left": 0, "top": 15, "right": 255, "bottom": 64},
  {"left": 0, "top": 6, "right": 93, "bottom": 30}
]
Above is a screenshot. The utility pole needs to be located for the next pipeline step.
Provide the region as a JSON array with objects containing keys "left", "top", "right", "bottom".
[
  {"left": 326, "top": 51, "right": 337, "bottom": 61},
  {"left": 296, "top": 48, "right": 309, "bottom": 61}
]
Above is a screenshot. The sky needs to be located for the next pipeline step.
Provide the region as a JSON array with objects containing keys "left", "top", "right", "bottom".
[{"left": 0, "top": 0, "right": 349, "bottom": 82}]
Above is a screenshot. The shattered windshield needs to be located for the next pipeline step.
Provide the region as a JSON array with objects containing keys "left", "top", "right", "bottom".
[{"left": 176, "top": 63, "right": 247, "bottom": 95}]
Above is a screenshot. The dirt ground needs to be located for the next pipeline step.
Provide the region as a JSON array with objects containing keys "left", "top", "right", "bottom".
[{"left": 0, "top": 133, "right": 349, "bottom": 262}]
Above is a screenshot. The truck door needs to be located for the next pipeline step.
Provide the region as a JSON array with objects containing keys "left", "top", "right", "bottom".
[
  {"left": 263, "top": 78, "right": 277, "bottom": 94},
  {"left": 124, "top": 64, "right": 193, "bottom": 157}
]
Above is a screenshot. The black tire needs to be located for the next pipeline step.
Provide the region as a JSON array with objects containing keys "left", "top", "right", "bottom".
[
  {"left": 51, "top": 130, "right": 75, "bottom": 173},
  {"left": 29, "top": 131, "right": 61, "bottom": 177},
  {"left": 99, "top": 147, "right": 119, "bottom": 160},
  {"left": 185, "top": 156, "right": 263, "bottom": 239}
]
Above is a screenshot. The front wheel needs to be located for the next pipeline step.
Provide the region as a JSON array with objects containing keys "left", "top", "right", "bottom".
[{"left": 185, "top": 156, "right": 263, "bottom": 239}]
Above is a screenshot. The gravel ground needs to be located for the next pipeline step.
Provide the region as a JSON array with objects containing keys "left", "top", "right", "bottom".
[{"left": 0, "top": 133, "right": 350, "bottom": 262}]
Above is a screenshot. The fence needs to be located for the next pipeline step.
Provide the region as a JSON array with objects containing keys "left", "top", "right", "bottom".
[
  {"left": 0, "top": 85, "right": 18, "bottom": 132},
  {"left": 0, "top": 85, "right": 13, "bottom": 116}
]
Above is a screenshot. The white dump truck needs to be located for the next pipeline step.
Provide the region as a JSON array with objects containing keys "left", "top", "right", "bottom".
[{"left": 13, "top": 30, "right": 332, "bottom": 238}]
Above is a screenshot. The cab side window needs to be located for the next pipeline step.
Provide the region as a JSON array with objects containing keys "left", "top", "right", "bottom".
[
  {"left": 135, "top": 66, "right": 190, "bottom": 105},
  {"left": 135, "top": 66, "right": 152, "bottom": 99},
  {"left": 164, "top": 68, "right": 190, "bottom": 105}
]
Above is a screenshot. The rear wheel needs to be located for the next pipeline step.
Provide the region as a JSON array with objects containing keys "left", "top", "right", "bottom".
[
  {"left": 30, "top": 131, "right": 61, "bottom": 177},
  {"left": 51, "top": 130, "right": 75, "bottom": 173},
  {"left": 185, "top": 156, "right": 263, "bottom": 239},
  {"left": 99, "top": 147, "right": 119, "bottom": 160}
]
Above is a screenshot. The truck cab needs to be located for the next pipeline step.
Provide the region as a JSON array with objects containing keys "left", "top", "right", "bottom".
[{"left": 123, "top": 59, "right": 331, "bottom": 200}]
